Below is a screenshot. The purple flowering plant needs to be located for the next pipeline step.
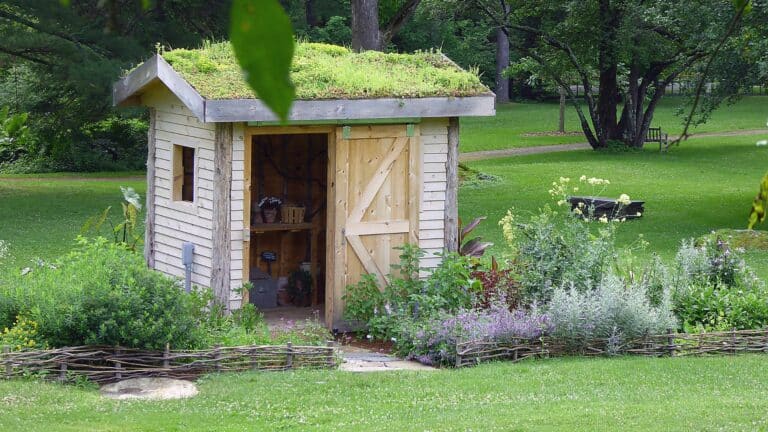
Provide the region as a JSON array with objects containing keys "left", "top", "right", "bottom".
[{"left": 397, "top": 302, "right": 553, "bottom": 366}]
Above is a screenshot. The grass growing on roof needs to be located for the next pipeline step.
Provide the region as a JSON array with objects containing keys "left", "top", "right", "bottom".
[{"left": 161, "top": 41, "right": 489, "bottom": 100}]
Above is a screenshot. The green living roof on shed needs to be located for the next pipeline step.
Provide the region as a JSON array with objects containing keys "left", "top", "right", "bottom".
[{"left": 160, "top": 41, "right": 490, "bottom": 100}]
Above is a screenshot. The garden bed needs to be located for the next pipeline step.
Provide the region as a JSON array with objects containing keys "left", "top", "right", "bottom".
[
  {"left": 455, "top": 329, "right": 768, "bottom": 367},
  {"left": 1, "top": 343, "right": 339, "bottom": 384}
]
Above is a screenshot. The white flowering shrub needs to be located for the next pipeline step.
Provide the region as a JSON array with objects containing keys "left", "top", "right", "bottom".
[
  {"left": 499, "top": 176, "right": 635, "bottom": 302},
  {"left": 0, "top": 240, "right": 7, "bottom": 261}
]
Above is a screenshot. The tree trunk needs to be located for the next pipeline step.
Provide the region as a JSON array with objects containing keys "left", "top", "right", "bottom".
[
  {"left": 558, "top": 87, "right": 566, "bottom": 133},
  {"left": 305, "top": 0, "right": 318, "bottom": 27},
  {"left": 495, "top": 28, "right": 510, "bottom": 103},
  {"left": 594, "top": 0, "right": 621, "bottom": 147},
  {"left": 351, "top": 0, "right": 381, "bottom": 51}
]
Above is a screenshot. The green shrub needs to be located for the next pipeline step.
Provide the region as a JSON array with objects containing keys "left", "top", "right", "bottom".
[
  {"left": 672, "top": 238, "right": 768, "bottom": 331},
  {"left": 342, "top": 244, "right": 479, "bottom": 339},
  {"left": 499, "top": 205, "right": 616, "bottom": 302},
  {"left": 0, "top": 237, "right": 210, "bottom": 349}
]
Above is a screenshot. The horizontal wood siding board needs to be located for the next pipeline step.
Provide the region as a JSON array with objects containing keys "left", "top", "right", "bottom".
[
  {"left": 205, "top": 96, "right": 495, "bottom": 122},
  {"left": 420, "top": 229, "right": 444, "bottom": 240},
  {"left": 420, "top": 210, "right": 445, "bottom": 221},
  {"left": 424, "top": 181, "right": 447, "bottom": 192},
  {"left": 155, "top": 120, "right": 215, "bottom": 141},
  {"left": 155, "top": 233, "right": 213, "bottom": 255},
  {"left": 156, "top": 213, "right": 211, "bottom": 233},
  {"left": 155, "top": 248, "right": 212, "bottom": 272},
  {"left": 419, "top": 238, "right": 444, "bottom": 249},
  {"left": 156, "top": 131, "right": 215, "bottom": 149}
]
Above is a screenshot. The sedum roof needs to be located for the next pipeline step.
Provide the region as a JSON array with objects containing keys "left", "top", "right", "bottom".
[{"left": 160, "top": 41, "right": 490, "bottom": 100}]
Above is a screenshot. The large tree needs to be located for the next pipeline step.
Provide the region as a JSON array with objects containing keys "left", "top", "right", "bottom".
[
  {"left": 350, "top": 0, "right": 422, "bottom": 51},
  {"left": 476, "top": 0, "right": 756, "bottom": 149}
]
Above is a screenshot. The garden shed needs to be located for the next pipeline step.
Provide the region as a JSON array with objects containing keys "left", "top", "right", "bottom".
[{"left": 113, "top": 42, "right": 495, "bottom": 329}]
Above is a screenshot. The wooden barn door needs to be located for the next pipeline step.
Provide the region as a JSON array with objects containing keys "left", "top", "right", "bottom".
[{"left": 327, "top": 124, "right": 421, "bottom": 329}]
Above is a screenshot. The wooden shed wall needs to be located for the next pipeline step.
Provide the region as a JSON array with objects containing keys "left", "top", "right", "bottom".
[
  {"left": 228, "top": 124, "right": 246, "bottom": 310},
  {"left": 143, "top": 88, "right": 215, "bottom": 287},
  {"left": 143, "top": 88, "right": 451, "bottom": 309},
  {"left": 419, "top": 118, "right": 449, "bottom": 271}
]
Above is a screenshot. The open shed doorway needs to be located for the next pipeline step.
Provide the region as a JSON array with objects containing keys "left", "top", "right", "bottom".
[{"left": 244, "top": 129, "right": 329, "bottom": 325}]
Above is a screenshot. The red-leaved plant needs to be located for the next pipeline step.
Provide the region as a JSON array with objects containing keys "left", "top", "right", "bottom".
[{"left": 459, "top": 216, "right": 493, "bottom": 257}]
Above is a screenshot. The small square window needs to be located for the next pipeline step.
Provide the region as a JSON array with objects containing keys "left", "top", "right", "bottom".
[{"left": 173, "top": 145, "right": 195, "bottom": 202}]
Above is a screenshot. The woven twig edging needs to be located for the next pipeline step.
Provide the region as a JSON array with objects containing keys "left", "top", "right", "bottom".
[
  {"left": 1, "top": 342, "right": 339, "bottom": 383},
  {"left": 455, "top": 329, "right": 768, "bottom": 368}
]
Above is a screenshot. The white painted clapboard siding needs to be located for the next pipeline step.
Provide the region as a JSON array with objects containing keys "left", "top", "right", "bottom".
[
  {"left": 228, "top": 123, "right": 246, "bottom": 310},
  {"left": 419, "top": 118, "right": 448, "bottom": 269},
  {"left": 143, "top": 87, "right": 216, "bottom": 288}
]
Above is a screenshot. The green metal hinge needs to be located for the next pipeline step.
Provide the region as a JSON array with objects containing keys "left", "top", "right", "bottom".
[
  {"left": 342, "top": 126, "right": 351, "bottom": 139},
  {"left": 406, "top": 123, "right": 415, "bottom": 137}
]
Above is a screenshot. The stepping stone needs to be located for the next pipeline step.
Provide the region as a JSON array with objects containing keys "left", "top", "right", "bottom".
[
  {"left": 338, "top": 346, "right": 436, "bottom": 372},
  {"left": 100, "top": 377, "right": 198, "bottom": 400}
]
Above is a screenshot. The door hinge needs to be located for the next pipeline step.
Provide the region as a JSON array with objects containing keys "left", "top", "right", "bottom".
[
  {"left": 406, "top": 123, "right": 415, "bottom": 137},
  {"left": 342, "top": 126, "right": 351, "bottom": 139}
]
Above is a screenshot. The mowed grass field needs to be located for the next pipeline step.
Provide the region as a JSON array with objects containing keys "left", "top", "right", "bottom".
[
  {"left": 461, "top": 95, "right": 768, "bottom": 152},
  {"left": 1, "top": 102, "right": 768, "bottom": 432},
  {"left": 2, "top": 355, "right": 768, "bottom": 431},
  {"left": 0, "top": 174, "right": 145, "bottom": 270},
  {"left": 460, "top": 135, "right": 768, "bottom": 278}
]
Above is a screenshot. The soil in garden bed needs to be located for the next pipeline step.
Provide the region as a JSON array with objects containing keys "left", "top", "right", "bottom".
[{"left": 335, "top": 333, "right": 394, "bottom": 354}]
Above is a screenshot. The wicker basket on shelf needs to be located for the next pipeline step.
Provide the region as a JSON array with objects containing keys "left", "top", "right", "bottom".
[{"left": 280, "top": 205, "right": 306, "bottom": 224}]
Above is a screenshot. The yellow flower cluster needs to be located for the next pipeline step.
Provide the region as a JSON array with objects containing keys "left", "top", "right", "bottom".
[
  {"left": 499, "top": 210, "right": 516, "bottom": 244},
  {"left": 0, "top": 315, "right": 43, "bottom": 351}
]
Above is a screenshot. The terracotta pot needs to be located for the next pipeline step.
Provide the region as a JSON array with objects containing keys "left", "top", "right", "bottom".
[{"left": 262, "top": 208, "right": 278, "bottom": 223}]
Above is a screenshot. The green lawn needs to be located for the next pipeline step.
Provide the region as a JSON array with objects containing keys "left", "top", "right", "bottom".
[
  {"left": 0, "top": 176, "right": 145, "bottom": 270},
  {"left": 461, "top": 96, "right": 768, "bottom": 152},
  {"left": 1, "top": 355, "right": 767, "bottom": 431},
  {"left": 460, "top": 135, "right": 768, "bottom": 278}
]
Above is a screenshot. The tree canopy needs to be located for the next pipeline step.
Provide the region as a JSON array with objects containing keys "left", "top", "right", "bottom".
[{"left": 476, "top": 0, "right": 761, "bottom": 149}]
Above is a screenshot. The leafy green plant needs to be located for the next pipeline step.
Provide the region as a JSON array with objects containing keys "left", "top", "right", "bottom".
[
  {"left": 0, "top": 106, "right": 32, "bottom": 163},
  {"left": 343, "top": 244, "right": 479, "bottom": 339},
  {"left": 80, "top": 187, "right": 142, "bottom": 251},
  {"left": 672, "top": 237, "right": 768, "bottom": 331},
  {"left": 231, "top": 303, "right": 264, "bottom": 333},
  {"left": 0, "top": 238, "right": 209, "bottom": 350},
  {"left": 499, "top": 176, "right": 628, "bottom": 302}
]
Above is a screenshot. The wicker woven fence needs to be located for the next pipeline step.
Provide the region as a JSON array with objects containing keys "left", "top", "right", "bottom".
[
  {"left": 1, "top": 342, "right": 339, "bottom": 384},
  {"left": 456, "top": 329, "right": 768, "bottom": 368}
]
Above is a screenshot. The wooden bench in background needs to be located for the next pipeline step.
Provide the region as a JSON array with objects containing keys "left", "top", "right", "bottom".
[{"left": 645, "top": 127, "right": 671, "bottom": 152}]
